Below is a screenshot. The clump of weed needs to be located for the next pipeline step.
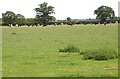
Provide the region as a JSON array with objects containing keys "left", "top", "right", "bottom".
[
  {"left": 59, "top": 45, "right": 79, "bottom": 53},
  {"left": 82, "top": 48, "right": 118, "bottom": 60},
  {"left": 11, "top": 32, "right": 16, "bottom": 35}
]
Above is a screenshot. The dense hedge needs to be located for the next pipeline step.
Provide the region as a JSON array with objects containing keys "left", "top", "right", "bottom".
[{"left": 1, "top": 18, "right": 119, "bottom": 26}]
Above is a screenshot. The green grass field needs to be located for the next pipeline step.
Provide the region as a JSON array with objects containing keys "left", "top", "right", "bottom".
[
  {"left": 2, "top": 24, "right": 118, "bottom": 77},
  {"left": 0, "top": 27, "right": 2, "bottom": 78}
]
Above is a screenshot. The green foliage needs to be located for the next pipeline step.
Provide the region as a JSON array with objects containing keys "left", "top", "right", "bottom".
[
  {"left": 56, "top": 19, "right": 100, "bottom": 25},
  {"left": 82, "top": 48, "right": 118, "bottom": 60},
  {"left": 34, "top": 2, "right": 55, "bottom": 26},
  {"left": 2, "top": 11, "right": 16, "bottom": 25},
  {"left": 15, "top": 14, "right": 25, "bottom": 26},
  {"left": 59, "top": 45, "right": 79, "bottom": 53},
  {"left": 2, "top": 11, "right": 25, "bottom": 26},
  {"left": 25, "top": 18, "right": 38, "bottom": 26},
  {"left": 116, "top": 17, "right": 120, "bottom": 23},
  {"left": 94, "top": 5, "right": 115, "bottom": 23}
]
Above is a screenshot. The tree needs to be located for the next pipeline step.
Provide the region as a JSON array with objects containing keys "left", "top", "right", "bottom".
[
  {"left": 2, "top": 11, "right": 26, "bottom": 26},
  {"left": 94, "top": 5, "right": 115, "bottom": 24},
  {"left": 66, "top": 17, "right": 73, "bottom": 26},
  {"left": 15, "top": 14, "right": 25, "bottom": 26},
  {"left": 67, "top": 17, "right": 71, "bottom": 21},
  {"left": 34, "top": 2, "right": 55, "bottom": 26},
  {"left": 2, "top": 11, "right": 16, "bottom": 26}
]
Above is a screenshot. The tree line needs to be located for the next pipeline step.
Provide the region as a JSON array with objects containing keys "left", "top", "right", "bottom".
[{"left": 1, "top": 2, "right": 120, "bottom": 27}]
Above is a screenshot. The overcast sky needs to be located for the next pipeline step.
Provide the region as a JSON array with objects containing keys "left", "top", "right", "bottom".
[{"left": 0, "top": 0, "right": 119, "bottom": 20}]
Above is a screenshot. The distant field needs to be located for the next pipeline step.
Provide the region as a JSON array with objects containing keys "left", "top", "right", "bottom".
[{"left": 2, "top": 24, "right": 118, "bottom": 77}]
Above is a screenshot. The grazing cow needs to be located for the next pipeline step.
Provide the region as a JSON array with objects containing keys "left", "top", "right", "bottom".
[
  {"left": 94, "top": 22, "right": 99, "bottom": 25},
  {"left": 43, "top": 24, "right": 47, "bottom": 27},
  {"left": 9, "top": 24, "right": 12, "bottom": 27},
  {"left": 54, "top": 23, "right": 57, "bottom": 26},
  {"left": 104, "top": 22, "right": 107, "bottom": 25},
  {"left": 16, "top": 24, "right": 18, "bottom": 27}
]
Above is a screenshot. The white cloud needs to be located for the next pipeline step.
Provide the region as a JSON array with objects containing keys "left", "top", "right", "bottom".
[{"left": 0, "top": 0, "right": 119, "bottom": 20}]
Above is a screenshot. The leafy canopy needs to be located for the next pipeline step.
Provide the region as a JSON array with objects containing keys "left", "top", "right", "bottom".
[
  {"left": 2, "top": 11, "right": 16, "bottom": 25},
  {"left": 2, "top": 11, "right": 25, "bottom": 25},
  {"left": 94, "top": 5, "right": 115, "bottom": 23},
  {"left": 34, "top": 2, "right": 55, "bottom": 26}
]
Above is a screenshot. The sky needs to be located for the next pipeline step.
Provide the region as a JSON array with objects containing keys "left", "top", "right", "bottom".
[{"left": 0, "top": 0, "right": 119, "bottom": 20}]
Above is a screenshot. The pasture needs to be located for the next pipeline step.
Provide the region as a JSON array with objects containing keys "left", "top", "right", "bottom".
[{"left": 2, "top": 24, "right": 118, "bottom": 77}]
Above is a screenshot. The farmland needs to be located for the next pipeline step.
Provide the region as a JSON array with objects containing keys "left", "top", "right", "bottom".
[{"left": 2, "top": 24, "right": 118, "bottom": 77}]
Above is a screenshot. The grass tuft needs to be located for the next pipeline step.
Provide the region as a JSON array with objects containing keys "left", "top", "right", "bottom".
[
  {"left": 81, "top": 48, "right": 118, "bottom": 60},
  {"left": 59, "top": 45, "right": 79, "bottom": 53},
  {"left": 11, "top": 32, "right": 16, "bottom": 35}
]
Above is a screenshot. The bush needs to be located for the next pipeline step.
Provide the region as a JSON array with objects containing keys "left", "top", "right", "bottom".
[
  {"left": 82, "top": 48, "right": 118, "bottom": 60},
  {"left": 59, "top": 45, "right": 79, "bottom": 53}
]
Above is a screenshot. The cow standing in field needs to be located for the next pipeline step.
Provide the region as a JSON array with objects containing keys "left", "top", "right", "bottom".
[
  {"left": 104, "top": 22, "right": 107, "bottom": 25},
  {"left": 9, "top": 24, "right": 12, "bottom": 27}
]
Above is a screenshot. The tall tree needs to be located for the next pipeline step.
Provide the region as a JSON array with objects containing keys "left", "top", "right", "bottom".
[
  {"left": 94, "top": 5, "right": 115, "bottom": 24},
  {"left": 34, "top": 2, "right": 55, "bottom": 26},
  {"left": 2, "top": 11, "right": 16, "bottom": 26}
]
